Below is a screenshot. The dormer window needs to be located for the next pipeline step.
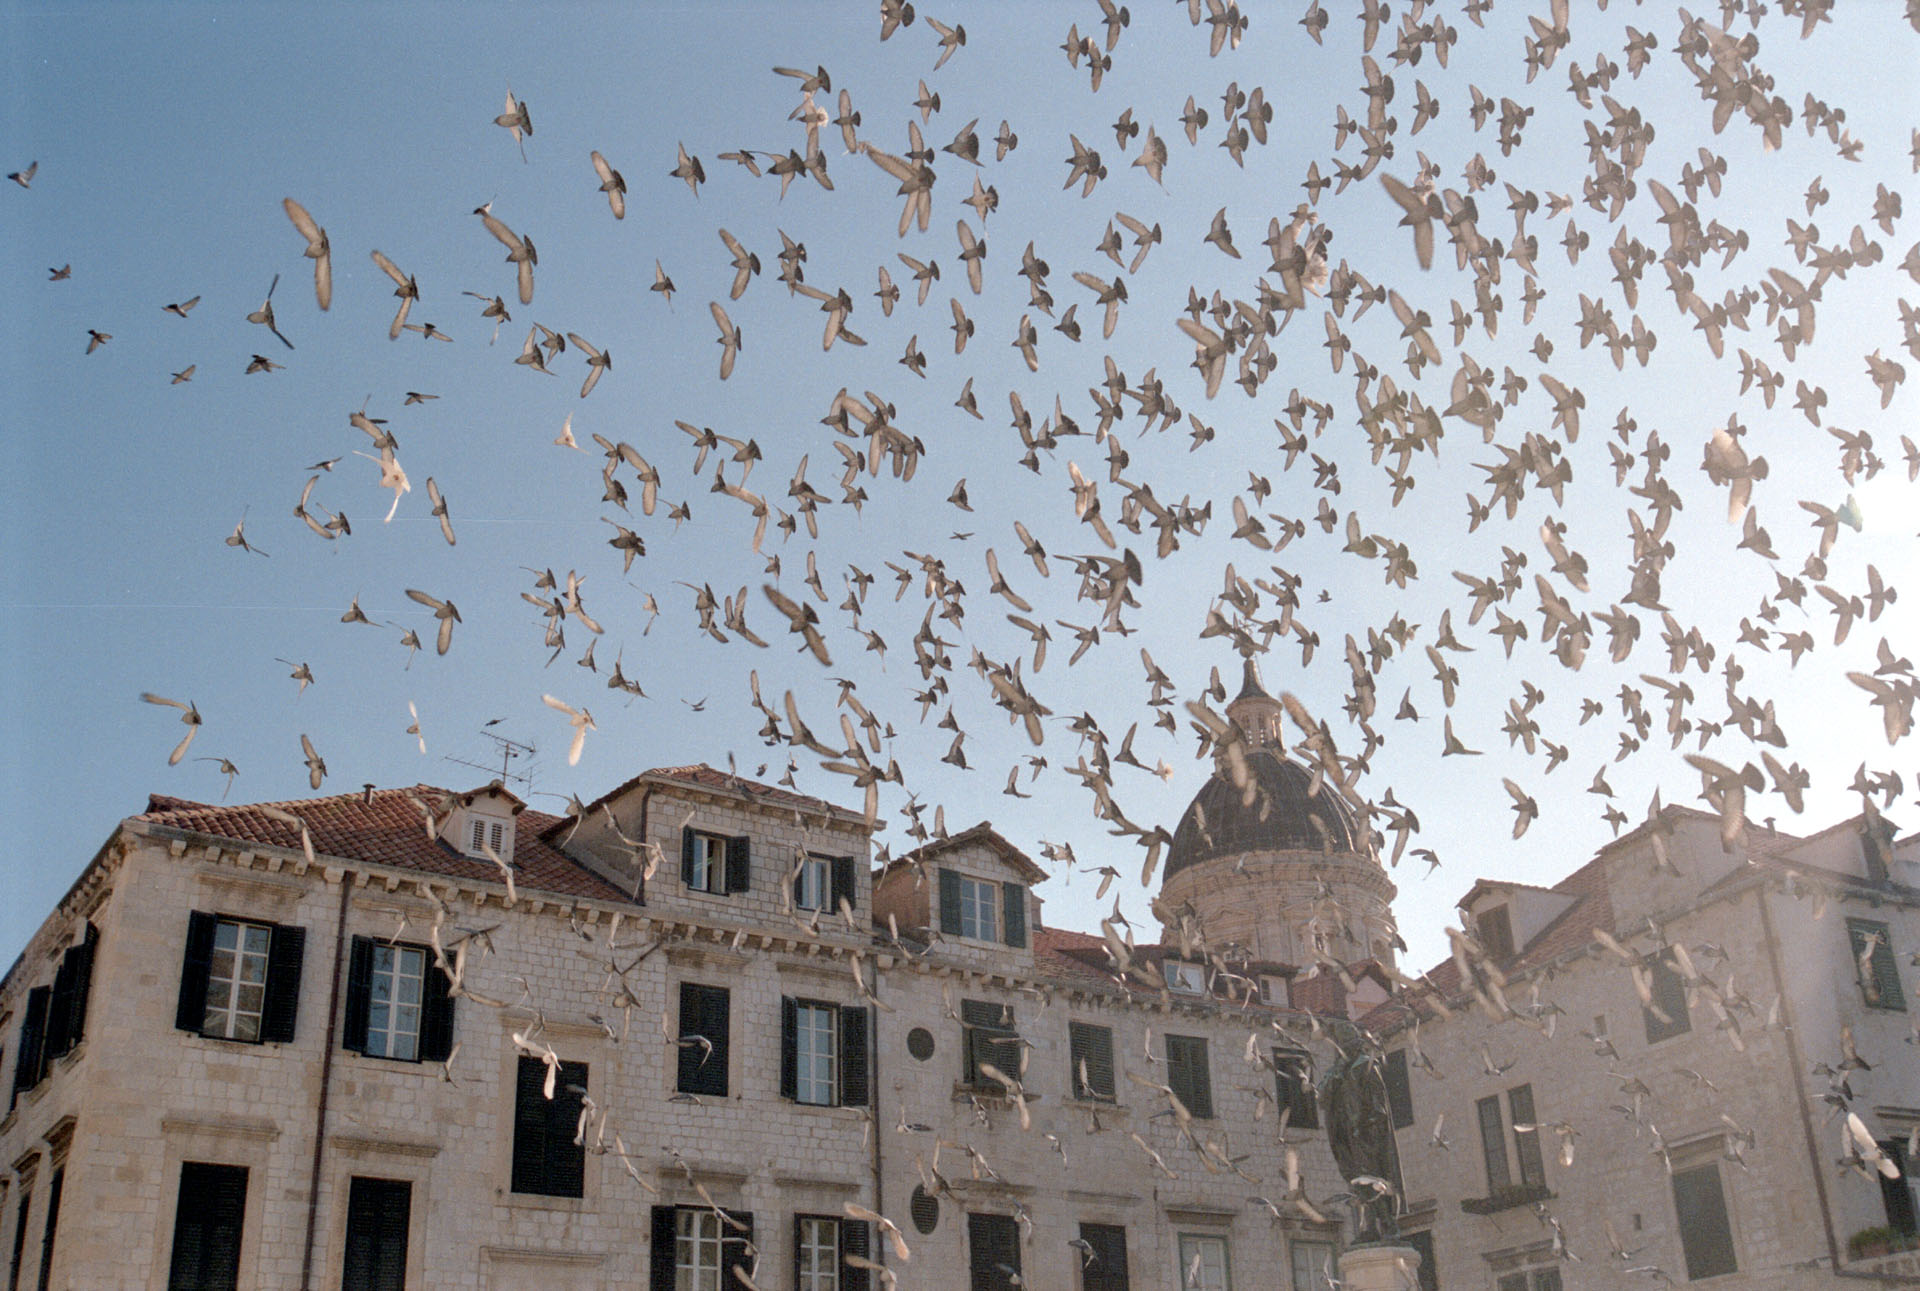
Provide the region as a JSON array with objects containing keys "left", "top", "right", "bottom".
[
  {"left": 1164, "top": 960, "right": 1207, "bottom": 994},
  {"left": 1475, "top": 905, "right": 1515, "bottom": 961},
  {"left": 1261, "top": 975, "right": 1289, "bottom": 1007},
  {"left": 936, "top": 868, "right": 1028, "bottom": 949},
  {"left": 466, "top": 817, "right": 507, "bottom": 859}
]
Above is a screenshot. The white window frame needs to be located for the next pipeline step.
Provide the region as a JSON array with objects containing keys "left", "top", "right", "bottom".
[
  {"left": 676, "top": 1206, "right": 723, "bottom": 1291},
  {"left": 796, "top": 854, "right": 831, "bottom": 911},
  {"left": 1163, "top": 960, "right": 1207, "bottom": 993},
  {"left": 688, "top": 832, "right": 729, "bottom": 895},
  {"left": 1179, "top": 1233, "right": 1231, "bottom": 1291},
  {"left": 797, "top": 1215, "right": 840, "bottom": 1291},
  {"left": 1290, "top": 1240, "right": 1335, "bottom": 1290},
  {"left": 795, "top": 1002, "right": 838, "bottom": 1107},
  {"left": 203, "top": 919, "right": 273, "bottom": 1041},
  {"left": 365, "top": 944, "right": 426, "bottom": 1060},
  {"left": 957, "top": 875, "right": 998, "bottom": 941}
]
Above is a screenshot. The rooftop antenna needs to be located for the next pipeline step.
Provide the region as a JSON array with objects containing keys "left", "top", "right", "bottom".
[{"left": 446, "top": 729, "right": 536, "bottom": 787}]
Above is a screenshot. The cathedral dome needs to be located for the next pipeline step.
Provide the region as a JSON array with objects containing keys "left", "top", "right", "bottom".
[{"left": 1163, "top": 747, "right": 1363, "bottom": 881}]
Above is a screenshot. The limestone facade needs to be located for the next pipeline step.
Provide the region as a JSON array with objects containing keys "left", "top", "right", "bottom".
[{"left": 0, "top": 766, "right": 1359, "bottom": 1290}]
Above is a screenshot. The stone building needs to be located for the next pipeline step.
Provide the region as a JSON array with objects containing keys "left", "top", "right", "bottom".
[
  {"left": 0, "top": 735, "right": 1384, "bottom": 1291},
  {"left": 1376, "top": 805, "right": 1920, "bottom": 1288}
]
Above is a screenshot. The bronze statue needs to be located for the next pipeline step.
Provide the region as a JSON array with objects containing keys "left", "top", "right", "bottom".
[{"left": 1320, "top": 1040, "right": 1400, "bottom": 1244}]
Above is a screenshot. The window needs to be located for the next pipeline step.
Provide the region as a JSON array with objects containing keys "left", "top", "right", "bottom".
[
  {"left": 1275, "top": 1048, "right": 1319, "bottom": 1129},
  {"left": 678, "top": 983, "right": 731, "bottom": 1097},
  {"left": 1166, "top": 1034, "right": 1213, "bottom": 1119},
  {"left": 1069, "top": 1022, "right": 1115, "bottom": 1101},
  {"left": 341, "top": 1176, "right": 410, "bottom": 1291},
  {"left": 1851, "top": 919, "right": 1906, "bottom": 1010},
  {"left": 1477, "top": 1094, "right": 1512, "bottom": 1193},
  {"left": 464, "top": 816, "right": 509, "bottom": 860},
  {"left": 967, "top": 1212, "right": 1021, "bottom": 1291},
  {"left": 1496, "top": 1271, "right": 1562, "bottom": 1291},
  {"left": 1079, "top": 1222, "right": 1129, "bottom": 1291},
  {"left": 1289, "top": 1239, "right": 1333, "bottom": 1290},
  {"left": 650, "top": 1205, "right": 755, "bottom": 1291},
  {"left": 1641, "top": 949, "right": 1692, "bottom": 1043},
  {"left": 1883, "top": 1137, "right": 1919, "bottom": 1236},
  {"left": 344, "top": 938, "right": 455, "bottom": 1062},
  {"left": 781, "top": 998, "right": 869, "bottom": 1107},
  {"left": 1476, "top": 1083, "right": 1547, "bottom": 1196},
  {"left": 682, "top": 828, "right": 749, "bottom": 895},
  {"left": 1508, "top": 1084, "right": 1547, "bottom": 1187},
  {"left": 960, "top": 876, "right": 997, "bottom": 941},
  {"left": 1671, "top": 1161, "right": 1738, "bottom": 1279},
  {"left": 1476, "top": 905, "right": 1516, "bottom": 960},
  {"left": 7, "top": 1172, "right": 30, "bottom": 1291},
  {"left": 961, "top": 1000, "right": 1019, "bottom": 1087},
  {"left": 1163, "top": 960, "right": 1207, "bottom": 993},
  {"left": 510, "top": 1055, "right": 587, "bottom": 1197},
  {"left": 33, "top": 1166, "right": 60, "bottom": 1291},
  {"left": 41, "top": 923, "right": 98, "bottom": 1065},
  {"left": 1382, "top": 1049, "right": 1413, "bottom": 1129},
  {"left": 167, "top": 1162, "right": 247, "bottom": 1291},
  {"left": 793, "top": 1214, "right": 870, "bottom": 1291},
  {"left": 794, "top": 854, "right": 857, "bottom": 914},
  {"left": 1403, "top": 1229, "right": 1438, "bottom": 1291},
  {"left": 797, "top": 1215, "right": 838, "bottom": 1291},
  {"left": 9, "top": 988, "right": 50, "bottom": 1110},
  {"left": 176, "top": 912, "right": 304, "bottom": 1044},
  {"left": 939, "top": 869, "right": 1027, "bottom": 948},
  {"left": 1178, "top": 1234, "right": 1230, "bottom": 1291}
]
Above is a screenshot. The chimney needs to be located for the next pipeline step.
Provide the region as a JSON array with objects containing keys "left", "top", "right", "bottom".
[{"left": 362, "top": 783, "right": 376, "bottom": 806}]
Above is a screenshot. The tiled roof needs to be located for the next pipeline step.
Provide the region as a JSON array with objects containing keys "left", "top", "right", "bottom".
[
  {"left": 1033, "top": 925, "right": 1121, "bottom": 986},
  {"left": 574, "top": 763, "right": 863, "bottom": 824},
  {"left": 894, "top": 822, "right": 1051, "bottom": 884},
  {"left": 137, "top": 787, "right": 633, "bottom": 903}
]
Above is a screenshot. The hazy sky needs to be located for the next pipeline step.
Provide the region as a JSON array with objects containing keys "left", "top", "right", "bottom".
[{"left": 4, "top": 0, "right": 1917, "bottom": 975}]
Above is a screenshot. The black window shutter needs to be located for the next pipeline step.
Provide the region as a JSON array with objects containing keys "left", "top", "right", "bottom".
[
  {"left": 511, "top": 1056, "right": 550, "bottom": 1194},
  {"left": 722, "top": 1211, "right": 754, "bottom": 1290},
  {"left": 342, "top": 938, "right": 374, "bottom": 1054},
  {"left": 168, "top": 1162, "right": 247, "bottom": 1291},
  {"left": 841, "top": 1217, "right": 871, "bottom": 1291},
  {"left": 12, "top": 987, "right": 50, "bottom": 1101},
  {"left": 1167, "top": 1035, "right": 1212, "bottom": 1118},
  {"left": 259, "top": 923, "right": 305, "bottom": 1044},
  {"left": 832, "top": 856, "right": 856, "bottom": 914},
  {"left": 547, "top": 1061, "right": 587, "bottom": 1198},
  {"left": 681, "top": 827, "right": 698, "bottom": 885},
  {"left": 1383, "top": 1049, "right": 1414, "bottom": 1129},
  {"left": 1476, "top": 1094, "right": 1511, "bottom": 1193},
  {"left": 791, "top": 1213, "right": 805, "bottom": 1291},
  {"left": 64, "top": 924, "right": 98, "bottom": 1051},
  {"left": 939, "top": 868, "right": 963, "bottom": 936},
  {"left": 44, "top": 953, "right": 75, "bottom": 1061},
  {"left": 1644, "top": 952, "right": 1692, "bottom": 1042},
  {"left": 175, "top": 911, "right": 218, "bottom": 1033},
  {"left": 341, "top": 1176, "right": 410, "bottom": 1291},
  {"left": 779, "top": 997, "right": 799, "bottom": 1100},
  {"left": 839, "top": 1005, "right": 870, "bottom": 1106},
  {"left": 1508, "top": 1084, "right": 1546, "bottom": 1187},
  {"left": 968, "top": 1213, "right": 1019, "bottom": 1291},
  {"left": 1001, "top": 883, "right": 1027, "bottom": 948},
  {"left": 649, "top": 1206, "right": 678, "bottom": 1291},
  {"left": 725, "top": 835, "right": 751, "bottom": 893},
  {"left": 1672, "top": 1163, "right": 1738, "bottom": 1278},
  {"left": 1070, "top": 1022, "right": 1114, "bottom": 1100},
  {"left": 35, "top": 1165, "right": 62, "bottom": 1291},
  {"left": 1080, "top": 1222, "right": 1129, "bottom": 1291},
  {"left": 679, "top": 983, "right": 729, "bottom": 1097},
  {"left": 417, "top": 953, "right": 456, "bottom": 1063}
]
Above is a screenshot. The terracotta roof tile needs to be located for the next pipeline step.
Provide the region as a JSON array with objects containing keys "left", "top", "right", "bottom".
[{"left": 137, "top": 786, "right": 632, "bottom": 903}]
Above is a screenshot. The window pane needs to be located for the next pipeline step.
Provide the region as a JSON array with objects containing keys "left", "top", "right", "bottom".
[
  {"left": 1180, "top": 1235, "right": 1230, "bottom": 1291},
  {"left": 799, "top": 1216, "right": 839, "bottom": 1291},
  {"left": 796, "top": 1004, "right": 837, "bottom": 1105}
]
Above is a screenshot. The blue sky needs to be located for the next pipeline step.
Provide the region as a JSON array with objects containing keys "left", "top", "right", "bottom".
[{"left": 4, "top": 1, "right": 1917, "bottom": 975}]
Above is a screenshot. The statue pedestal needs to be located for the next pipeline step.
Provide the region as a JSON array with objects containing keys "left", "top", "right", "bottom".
[{"left": 1338, "top": 1243, "right": 1420, "bottom": 1291}]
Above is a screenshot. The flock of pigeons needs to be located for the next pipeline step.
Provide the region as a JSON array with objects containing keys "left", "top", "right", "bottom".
[{"left": 13, "top": 0, "right": 1920, "bottom": 1280}]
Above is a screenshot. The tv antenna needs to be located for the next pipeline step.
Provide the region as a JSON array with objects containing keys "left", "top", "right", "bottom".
[{"left": 446, "top": 729, "right": 536, "bottom": 787}]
